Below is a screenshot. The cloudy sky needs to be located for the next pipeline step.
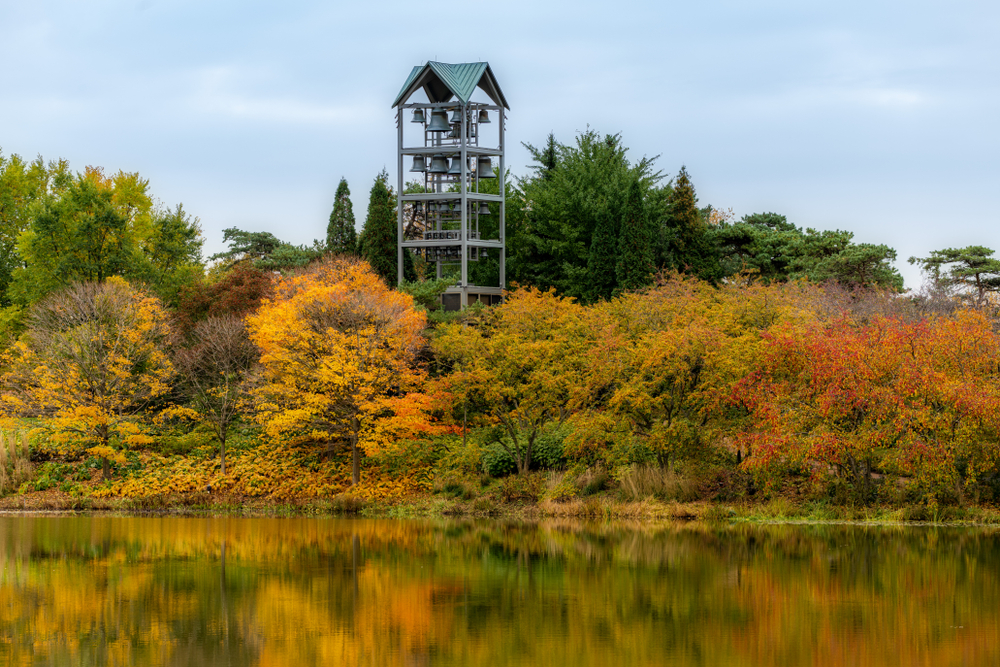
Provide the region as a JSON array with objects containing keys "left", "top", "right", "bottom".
[{"left": 1, "top": 0, "right": 997, "bottom": 289}]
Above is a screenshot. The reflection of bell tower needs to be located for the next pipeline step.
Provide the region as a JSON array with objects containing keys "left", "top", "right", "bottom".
[{"left": 393, "top": 62, "right": 509, "bottom": 310}]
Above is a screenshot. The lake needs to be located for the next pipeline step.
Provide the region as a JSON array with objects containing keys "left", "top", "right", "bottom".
[{"left": 0, "top": 514, "right": 997, "bottom": 666}]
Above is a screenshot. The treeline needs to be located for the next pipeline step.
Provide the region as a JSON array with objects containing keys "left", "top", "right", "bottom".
[{"left": 3, "top": 137, "right": 1000, "bottom": 508}]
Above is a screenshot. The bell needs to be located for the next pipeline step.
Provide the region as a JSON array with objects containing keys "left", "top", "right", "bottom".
[
  {"left": 452, "top": 201, "right": 462, "bottom": 212},
  {"left": 426, "top": 110, "right": 451, "bottom": 133},
  {"left": 428, "top": 154, "right": 449, "bottom": 173},
  {"left": 449, "top": 108, "right": 463, "bottom": 124},
  {"left": 411, "top": 109, "right": 425, "bottom": 123},
  {"left": 409, "top": 155, "right": 426, "bottom": 172},
  {"left": 477, "top": 157, "right": 496, "bottom": 178},
  {"left": 448, "top": 126, "right": 459, "bottom": 139},
  {"left": 478, "top": 202, "right": 490, "bottom": 215},
  {"left": 447, "top": 156, "right": 463, "bottom": 175},
  {"left": 478, "top": 109, "right": 490, "bottom": 124}
]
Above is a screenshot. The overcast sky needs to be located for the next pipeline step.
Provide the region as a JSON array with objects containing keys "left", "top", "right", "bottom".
[{"left": 1, "top": 0, "right": 997, "bottom": 289}]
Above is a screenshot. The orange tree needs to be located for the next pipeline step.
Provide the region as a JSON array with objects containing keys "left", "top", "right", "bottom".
[
  {"left": 245, "top": 256, "right": 426, "bottom": 485},
  {"left": 0, "top": 279, "right": 173, "bottom": 476},
  {"left": 732, "top": 310, "right": 1000, "bottom": 503},
  {"left": 433, "top": 287, "right": 595, "bottom": 475}
]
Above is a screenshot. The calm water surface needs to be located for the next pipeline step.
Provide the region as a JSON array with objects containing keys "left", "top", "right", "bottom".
[{"left": 0, "top": 514, "right": 997, "bottom": 666}]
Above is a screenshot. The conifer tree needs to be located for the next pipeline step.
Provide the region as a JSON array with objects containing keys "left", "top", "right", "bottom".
[
  {"left": 586, "top": 197, "right": 620, "bottom": 302},
  {"left": 358, "top": 170, "right": 414, "bottom": 284},
  {"left": 326, "top": 177, "right": 357, "bottom": 254},
  {"left": 616, "top": 178, "right": 655, "bottom": 292},
  {"left": 665, "top": 166, "right": 722, "bottom": 282}
]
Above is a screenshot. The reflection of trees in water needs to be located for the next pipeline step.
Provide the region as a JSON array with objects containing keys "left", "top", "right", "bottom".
[{"left": 0, "top": 517, "right": 999, "bottom": 665}]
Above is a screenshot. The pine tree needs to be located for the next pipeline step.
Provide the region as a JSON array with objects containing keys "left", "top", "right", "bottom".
[
  {"left": 616, "top": 178, "right": 655, "bottom": 292},
  {"left": 326, "top": 177, "right": 357, "bottom": 254},
  {"left": 358, "top": 170, "right": 414, "bottom": 284}
]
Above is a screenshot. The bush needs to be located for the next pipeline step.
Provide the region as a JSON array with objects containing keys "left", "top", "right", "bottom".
[{"left": 480, "top": 425, "right": 568, "bottom": 477}]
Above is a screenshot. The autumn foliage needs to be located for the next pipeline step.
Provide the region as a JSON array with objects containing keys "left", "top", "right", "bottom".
[{"left": 246, "top": 256, "right": 428, "bottom": 485}]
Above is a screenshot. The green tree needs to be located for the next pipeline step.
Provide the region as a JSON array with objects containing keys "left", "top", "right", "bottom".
[
  {"left": 0, "top": 151, "right": 70, "bottom": 305},
  {"left": 909, "top": 246, "right": 1000, "bottom": 307},
  {"left": 211, "top": 227, "right": 323, "bottom": 272},
  {"left": 358, "top": 170, "right": 414, "bottom": 284},
  {"left": 662, "top": 166, "right": 722, "bottom": 282},
  {"left": 616, "top": 177, "right": 655, "bottom": 292},
  {"left": 511, "top": 130, "right": 662, "bottom": 299},
  {"left": 11, "top": 176, "right": 132, "bottom": 304},
  {"left": 326, "top": 177, "right": 357, "bottom": 254},
  {"left": 586, "top": 202, "right": 620, "bottom": 302}
]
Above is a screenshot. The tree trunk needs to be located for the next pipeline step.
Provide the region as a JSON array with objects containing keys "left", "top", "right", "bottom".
[
  {"left": 351, "top": 416, "right": 360, "bottom": 486},
  {"left": 220, "top": 431, "right": 227, "bottom": 476}
]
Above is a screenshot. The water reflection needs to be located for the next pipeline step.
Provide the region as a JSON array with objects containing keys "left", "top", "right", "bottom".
[{"left": 0, "top": 516, "right": 997, "bottom": 666}]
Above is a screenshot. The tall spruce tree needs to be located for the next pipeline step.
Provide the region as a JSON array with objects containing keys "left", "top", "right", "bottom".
[
  {"left": 326, "top": 177, "right": 357, "bottom": 254},
  {"left": 358, "top": 170, "right": 414, "bottom": 284},
  {"left": 664, "top": 166, "right": 722, "bottom": 282},
  {"left": 616, "top": 177, "right": 655, "bottom": 292},
  {"left": 586, "top": 194, "right": 621, "bottom": 302}
]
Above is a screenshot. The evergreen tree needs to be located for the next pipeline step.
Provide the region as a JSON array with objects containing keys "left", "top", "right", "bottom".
[
  {"left": 586, "top": 195, "right": 620, "bottom": 302},
  {"left": 358, "top": 170, "right": 414, "bottom": 284},
  {"left": 326, "top": 177, "right": 357, "bottom": 254},
  {"left": 616, "top": 178, "right": 655, "bottom": 292},
  {"left": 664, "top": 166, "right": 722, "bottom": 282}
]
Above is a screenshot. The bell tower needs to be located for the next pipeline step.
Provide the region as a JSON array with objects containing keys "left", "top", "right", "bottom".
[{"left": 392, "top": 62, "right": 509, "bottom": 310}]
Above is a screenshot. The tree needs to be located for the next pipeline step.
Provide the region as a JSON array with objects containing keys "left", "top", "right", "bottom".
[
  {"left": 10, "top": 166, "right": 205, "bottom": 306},
  {"left": 174, "top": 262, "right": 273, "bottom": 337},
  {"left": 586, "top": 203, "right": 620, "bottom": 302},
  {"left": 0, "top": 150, "right": 69, "bottom": 305},
  {"left": 0, "top": 279, "right": 173, "bottom": 477},
  {"left": 712, "top": 212, "right": 903, "bottom": 290},
  {"left": 358, "top": 170, "right": 414, "bottom": 284},
  {"left": 174, "top": 314, "right": 257, "bottom": 474},
  {"left": 326, "top": 177, "right": 357, "bottom": 254},
  {"left": 510, "top": 130, "right": 662, "bottom": 299},
  {"left": 211, "top": 227, "right": 323, "bottom": 272},
  {"left": 662, "top": 166, "right": 722, "bottom": 282},
  {"left": 11, "top": 175, "right": 132, "bottom": 304},
  {"left": 616, "top": 177, "right": 655, "bottom": 292},
  {"left": 246, "top": 256, "right": 426, "bottom": 485},
  {"left": 433, "top": 287, "right": 595, "bottom": 474},
  {"left": 909, "top": 246, "right": 1000, "bottom": 308}
]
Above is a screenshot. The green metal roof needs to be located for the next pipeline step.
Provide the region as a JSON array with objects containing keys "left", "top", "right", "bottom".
[{"left": 392, "top": 61, "right": 509, "bottom": 109}]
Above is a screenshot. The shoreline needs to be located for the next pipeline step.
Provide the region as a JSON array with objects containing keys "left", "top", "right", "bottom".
[{"left": 3, "top": 490, "right": 1000, "bottom": 527}]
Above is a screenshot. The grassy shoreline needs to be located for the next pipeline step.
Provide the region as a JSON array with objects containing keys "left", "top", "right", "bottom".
[{"left": 4, "top": 489, "right": 1000, "bottom": 526}]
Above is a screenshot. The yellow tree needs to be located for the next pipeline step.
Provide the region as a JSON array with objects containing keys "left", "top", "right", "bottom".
[
  {"left": 433, "top": 287, "right": 595, "bottom": 475},
  {"left": 0, "top": 279, "right": 173, "bottom": 476},
  {"left": 246, "top": 256, "right": 426, "bottom": 485}
]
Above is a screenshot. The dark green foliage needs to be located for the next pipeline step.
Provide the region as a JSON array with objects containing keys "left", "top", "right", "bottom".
[
  {"left": 587, "top": 204, "right": 620, "bottom": 301},
  {"left": 616, "top": 177, "right": 655, "bottom": 292},
  {"left": 358, "top": 170, "right": 415, "bottom": 284},
  {"left": 481, "top": 426, "right": 567, "bottom": 478},
  {"left": 211, "top": 227, "right": 323, "bottom": 272},
  {"left": 909, "top": 246, "right": 1000, "bottom": 306},
  {"left": 662, "top": 166, "right": 722, "bottom": 283},
  {"left": 510, "top": 130, "right": 662, "bottom": 300},
  {"left": 712, "top": 212, "right": 904, "bottom": 289},
  {"left": 326, "top": 177, "right": 357, "bottom": 254},
  {"left": 399, "top": 276, "right": 455, "bottom": 312},
  {"left": 524, "top": 132, "right": 559, "bottom": 181}
]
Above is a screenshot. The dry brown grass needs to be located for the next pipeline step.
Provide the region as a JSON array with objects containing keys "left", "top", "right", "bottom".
[
  {"left": 618, "top": 464, "right": 700, "bottom": 502},
  {"left": 0, "top": 430, "right": 31, "bottom": 495}
]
